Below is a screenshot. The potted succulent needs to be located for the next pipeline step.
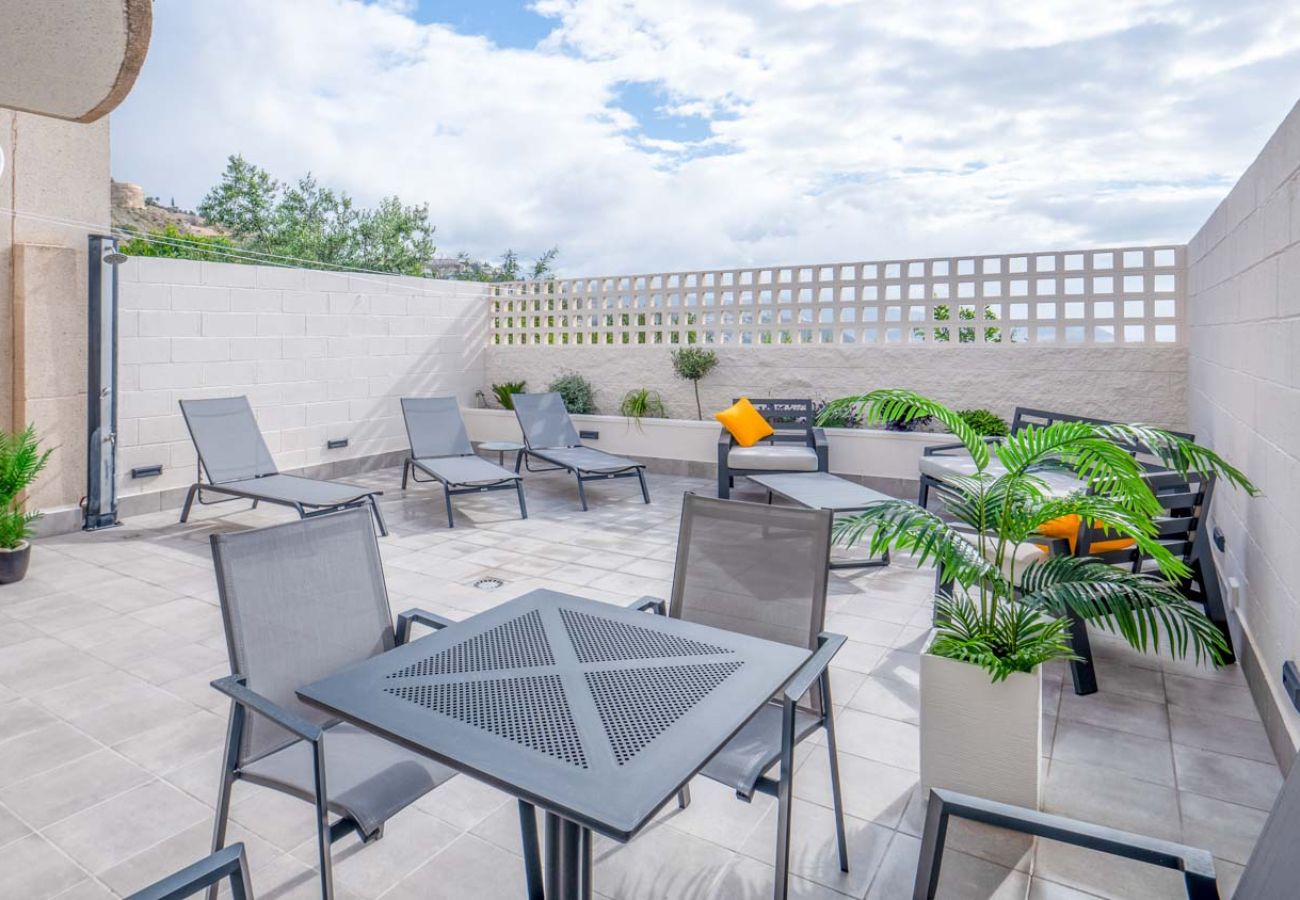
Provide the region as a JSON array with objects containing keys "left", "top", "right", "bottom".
[
  {"left": 0, "top": 425, "right": 53, "bottom": 585},
  {"left": 818, "top": 389, "right": 1255, "bottom": 807}
]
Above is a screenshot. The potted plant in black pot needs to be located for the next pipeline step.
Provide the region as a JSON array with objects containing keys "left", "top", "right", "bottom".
[{"left": 0, "top": 425, "right": 52, "bottom": 584}]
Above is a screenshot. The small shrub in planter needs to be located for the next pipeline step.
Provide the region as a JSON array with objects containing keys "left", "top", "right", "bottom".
[
  {"left": 813, "top": 399, "right": 862, "bottom": 429},
  {"left": 490, "top": 380, "right": 526, "bottom": 410},
  {"left": 670, "top": 347, "right": 719, "bottom": 420},
  {"left": 619, "top": 388, "right": 667, "bottom": 426},
  {"left": 548, "top": 371, "right": 596, "bottom": 414},
  {"left": 957, "top": 408, "right": 1009, "bottom": 437},
  {"left": 0, "top": 425, "right": 52, "bottom": 585}
]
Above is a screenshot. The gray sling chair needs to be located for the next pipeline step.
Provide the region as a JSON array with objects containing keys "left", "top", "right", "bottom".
[
  {"left": 913, "top": 750, "right": 1300, "bottom": 899},
  {"left": 126, "top": 843, "right": 252, "bottom": 900},
  {"left": 399, "top": 396, "right": 526, "bottom": 527},
  {"left": 178, "top": 396, "right": 388, "bottom": 536},
  {"left": 510, "top": 391, "right": 650, "bottom": 510},
  {"left": 206, "top": 509, "right": 543, "bottom": 900},
  {"left": 632, "top": 494, "right": 848, "bottom": 900}
]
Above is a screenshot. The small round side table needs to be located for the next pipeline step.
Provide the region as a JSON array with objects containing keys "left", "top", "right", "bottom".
[{"left": 478, "top": 440, "right": 525, "bottom": 467}]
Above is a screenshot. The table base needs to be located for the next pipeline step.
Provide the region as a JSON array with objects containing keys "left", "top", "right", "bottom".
[{"left": 544, "top": 812, "right": 592, "bottom": 900}]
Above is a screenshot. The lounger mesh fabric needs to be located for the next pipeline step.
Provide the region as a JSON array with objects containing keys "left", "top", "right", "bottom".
[
  {"left": 214, "top": 474, "right": 377, "bottom": 506},
  {"left": 211, "top": 509, "right": 396, "bottom": 763},
  {"left": 512, "top": 392, "right": 582, "bottom": 448},
  {"left": 669, "top": 495, "right": 833, "bottom": 798},
  {"left": 413, "top": 455, "right": 517, "bottom": 485},
  {"left": 180, "top": 396, "right": 278, "bottom": 484},
  {"left": 532, "top": 446, "right": 641, "bottom": 473},
  {"left": 401, "top": 396, "right": 475, "bottom": 459}
]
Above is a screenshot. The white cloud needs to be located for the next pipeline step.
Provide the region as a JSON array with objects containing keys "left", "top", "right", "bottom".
[{"left": 110, "top": 0, "right": 1300, "bottom": 274}]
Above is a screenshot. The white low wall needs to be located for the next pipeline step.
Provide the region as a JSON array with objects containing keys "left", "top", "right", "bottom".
[
  {"left": 115, "top": 257, "right": 492, "bottom": 505},
  {"left": 484, "top": 344, "right": 1190, "bottom": 431},
  {"left": 463, "top": 408, "right": 934, "bottom": 484},
  {"left": 1187, "top": 98, "right": 1300, "bottom": 763}
]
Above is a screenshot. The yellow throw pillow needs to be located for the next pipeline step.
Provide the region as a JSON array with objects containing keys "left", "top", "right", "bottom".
[
  {"left": 715, "top": 397, "right": 775, "bottom": 448},
  {"left": 1036, "top": 514, "right": 1135, "bottom": 555}
]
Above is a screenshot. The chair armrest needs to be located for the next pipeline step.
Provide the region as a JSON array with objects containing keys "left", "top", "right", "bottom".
[
  {"left": 915, "top": 788, "right": 1218, "bottom": 899},
  {"left": 396, "top": 607, "right": 456, "bottom": 645},
  {"left": 717, "top": 429, "right": 734, "bottom": 450},
  {"left": 126, "top": 843, "right": 251, "bottom": 900},
  {"left": 627, "top": 596, "right": 666, "bottom": 615},
  {"left": 923, "top": 436, "right": 1000, "bottom": 457},
  {"left": 211, "top": 675, "right": 323, "bottom": 743},
  {"left": 783, "top": 632, "right": 846, "bottom": 703}
]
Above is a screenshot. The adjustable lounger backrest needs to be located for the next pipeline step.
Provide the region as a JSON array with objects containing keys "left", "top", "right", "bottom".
[
  {"left": 669, "top": 494, "right": 831, "bottom": 710},
  {"left": 401, "top": 396, "right": 474, "bottom": 459},
  {"left": 512, "top": 392, "right": 581, "bottom": 450},
  {"left": 179, "top": 396, "right": 278, "bottom": 485},
  {"left": 1232, "top": 751, "right": 1300, "bottom": 898},
  {"left": 209, "top": 509, "right": 395, "bottom": 765}
]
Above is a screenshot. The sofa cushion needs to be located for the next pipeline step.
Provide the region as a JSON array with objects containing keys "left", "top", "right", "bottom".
[{"left": 728, "top": 444, "right": 819, "bottom": 472}]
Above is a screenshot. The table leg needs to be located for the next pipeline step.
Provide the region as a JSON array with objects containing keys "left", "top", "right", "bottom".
[
  {"left": 498, "top": 449, "right": 506, "bottom": 466},
  {"left": 544, "top": 812, "right": 589, "bottom": 899}
]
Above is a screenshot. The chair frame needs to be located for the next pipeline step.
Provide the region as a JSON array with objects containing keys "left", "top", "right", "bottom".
[
  {"left": 510, "top": 393, "right": 650, "bottom": 511},
  {"left": 399, "top": 398, "right": 526, "bottom": 528},
  {"left": 178, "top": 397, "right": 387, "bottom": 536},
  {"left": 912, "top": 788, "right": 1219, "bottom": 899},
  {"left": 634, "top": 494, "right": 848, "bottom": 900},
  {"left": 717, "top": 398, "right": 829, "bottom": 499},
  {"left": 207, "top": 607, "right": 451, "bottom": 900},
  {"left": 127, "top": 843, "right": 253, "bottom": 900}
]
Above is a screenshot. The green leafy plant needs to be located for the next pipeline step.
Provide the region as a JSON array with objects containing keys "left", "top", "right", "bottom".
[
  {"left": 0, "top": 425, "right": 53, "bottom": 550},
  {"left": 813, "top": 400, "right": 863, "bottom": 429},
  {"left": 821, "top": 389, "right": 1257, "bottom": 682},
  {"left": 670, "top": 347, "right": 719, "bottom": 420},
  {"left": 619, "top": 388, "right": 667, "bottom": 426},
  {"left": 548, "top": 371, "right": 596, "bottom": 415},
  {"left": 491, "top": 380, "right": 526, "bottom": 410},
  {"left": 957, "top": 408, "right": 1010, "bottom": 437}
]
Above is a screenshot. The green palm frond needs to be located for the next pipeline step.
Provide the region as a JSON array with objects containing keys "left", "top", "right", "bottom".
[
  {"left": 0, "top": 425, "right": 52, "bottom": 506},
  {"left": 819, "top": 389, "right": 990, "bottom": 469},
  {"left": 930, "top": 594, "right": 1077, "bottom": 682},
  {"left": 1096, "top": 425, "right": 1259, "bottom": 496},
  {"left": 831, "top": 500, "right": 997, "bottom": 587}
]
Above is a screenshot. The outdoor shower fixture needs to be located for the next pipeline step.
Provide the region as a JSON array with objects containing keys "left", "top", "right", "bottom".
[{"left": 84, "top": 234, "right": 124, "bottom": 530}]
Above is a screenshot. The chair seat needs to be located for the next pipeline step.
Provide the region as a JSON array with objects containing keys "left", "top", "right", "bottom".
[
  {"left": 238, "top": 722, "right": 455, "bottom": 836},
  {"left": 215, "top": 473, "right": 378, "bottom": 508},
  {"left": 533, "top": 446, "right": 642, "bottom": 473},
  {"left": 699, "top": 703, "right": 823, "bottom": 800},
  {"left": 414, "top": 455, "right": 517, "bottom": 486},
  {"left": 727, "top": 444, "right": 819, "bottom": 472}
]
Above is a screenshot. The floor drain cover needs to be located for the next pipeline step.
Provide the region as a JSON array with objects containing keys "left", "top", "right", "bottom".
[{"left": 473, "top": 576, "right": 505, "bottom": 591}]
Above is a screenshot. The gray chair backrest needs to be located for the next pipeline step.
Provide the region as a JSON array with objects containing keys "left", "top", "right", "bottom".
[
  {"left": 210, "top": 508, "right": 396, "bottom": 764},
  {"left": 179, "top": 396, "right": 278, "bottom": 485},
  {"left": 512, "top": 392, "right": 581, "bottom": 449},
  {"left": 401, "top": 396, "right": 474, "bottom": 459},
  {"left": 1234, "top": 751, "right": 1300, "bottom": 898},
  {"left": 669, "top": 494, "right": 831, "bottom": 708}
]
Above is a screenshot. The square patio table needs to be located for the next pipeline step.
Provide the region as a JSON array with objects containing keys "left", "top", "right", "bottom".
[
  {"left": 749, "top": 471, "right": 896, "bottom": 569},
  {"left": 297, "top": 587, "right": 810, "bottom": 899}
]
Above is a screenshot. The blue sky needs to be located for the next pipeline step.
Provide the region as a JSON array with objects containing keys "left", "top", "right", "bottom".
[{"left": 111, "top": 1, "right": 1300, "bottom": 275}]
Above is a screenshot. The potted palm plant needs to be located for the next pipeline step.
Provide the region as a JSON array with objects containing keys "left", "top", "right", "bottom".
[
  {"left": 818, "top": 389, "right": 1256, "bottom": 807},
  {"left": 0, "top": 425, "right": 53, "bottom": 585}
]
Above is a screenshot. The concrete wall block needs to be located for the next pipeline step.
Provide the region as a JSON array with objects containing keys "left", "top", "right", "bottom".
[
  {"left": 120, "top": 336, "right": 172, "bottom": 365},
  {"left": 256, "top": 266, "right": 307, "bottom": 290},
  {"left": 171, "top": 285, "right": 231, "bottom": 312},
  {"left": 201, "top": 361, "right": 258, "bottom": 388},
  {"left": 281, "top": 337, "right": 328, "bottom": 359},
  {"left": 171, "top": 338, "right": 230, "bottom": 363},
  {"left": 257, "top": 313, "right": 307, "bottom": 337},
  {"left": 138, "top": 362, "right": 205, "bottom": 391},
  {"left": 200, "top": 312, "right": 259, "bottom": 338},
  {"left": 282, "top": 291, "right": 329, "bottom": 315},
  {"left": 229, "top": 336, "right": 282, "bottom": 361},
  {"left": 199, "top": 261, "right": 260, "bottom": 288},
  {"left": 139, "top": 310, "right": 200, "bottom": 338},
  {"left": 121, "top": 282, "right": 171, "bottom": 310},
  {"left": 229, "top": 288, "right": 284, "bottom": 314},
  {"left": 135, "top": 256, "right": 201, "bottom": 286}
]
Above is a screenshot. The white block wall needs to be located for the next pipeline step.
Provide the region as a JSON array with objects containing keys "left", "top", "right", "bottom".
[
  {"left": 116, "top": 258, "right": 491, "bottom": 499},
  {"left": 1187, "top": 97, "right": 1300, "bottom": 760}
]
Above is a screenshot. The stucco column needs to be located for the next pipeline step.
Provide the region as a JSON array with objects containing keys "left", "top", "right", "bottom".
[{"left": 2, "top": 109, "right": 110, "bottom": 512}]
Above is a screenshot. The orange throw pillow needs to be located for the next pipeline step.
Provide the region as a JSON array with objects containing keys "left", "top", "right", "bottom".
[
  {"left": 715, "top": 397, "right": 775, "bottom": 448},
  {"left": 1036, "top": 514, "right": 1135, "bottom": 555}
]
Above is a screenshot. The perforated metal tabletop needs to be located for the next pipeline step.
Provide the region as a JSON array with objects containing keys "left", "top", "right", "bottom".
[{"left": 296, "top": 588, "right": 810, "bottom": 843}]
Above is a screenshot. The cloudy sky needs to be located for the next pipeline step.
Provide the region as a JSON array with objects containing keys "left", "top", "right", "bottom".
[{"left": 111, "top": 0, "right": 1300, "bottom": 275}]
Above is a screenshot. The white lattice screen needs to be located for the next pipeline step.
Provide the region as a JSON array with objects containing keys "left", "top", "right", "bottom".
[{"left": 490, "top": 245, "right": 1184, "bottom": 348}]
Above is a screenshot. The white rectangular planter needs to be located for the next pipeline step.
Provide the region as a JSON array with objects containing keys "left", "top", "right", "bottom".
[{"left": 919, "top": 640, "right": 1043, "bottom": 809}]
